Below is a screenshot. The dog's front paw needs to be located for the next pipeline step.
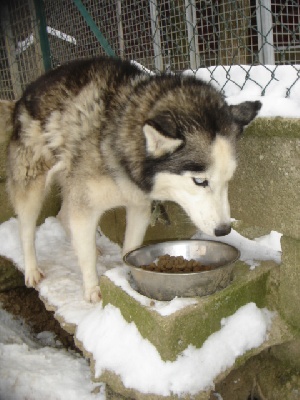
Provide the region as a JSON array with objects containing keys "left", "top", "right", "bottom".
[
  {"left": 84, "top": 286, "right": 102, "bottom": 303},
  {"left": 25, "top": 268, "right": 44, "bottom": 288}
]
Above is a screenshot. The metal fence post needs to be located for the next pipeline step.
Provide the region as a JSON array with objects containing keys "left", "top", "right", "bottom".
[
  {"left": 32, "top": 0, "right": 52, "bottom": 71},
  {"left": 185, "top": 0, "right": 200, "bottom": 70},
  {"left": 256, "top": 0, "right": 275, "bottom": 64},
  {"left": 116, "top": 0, "right": 125, "bottom": 58},
  {"left": 73, "top": 0, "right": 117, "bottom": 58},
  {"left": 149, "top": 0, "right": 163, "bottom": 71}
]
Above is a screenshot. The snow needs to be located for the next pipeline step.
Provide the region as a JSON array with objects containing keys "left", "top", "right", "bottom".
[
  {"left": 76, "top": 302, "right": 273, "bottom": 396},
  {"left": 16, "top": 27, "right": 76, "bottom": 55},
  {"left": 0, "top": 217, "right": 280, "bottom": 399},
  {"left": 0, "top": 308, "right": 104, "bottom": 400},
  {"left": 193, "top": 228, "right": 282, "bottom": 270},
  {"left": 184, "top": 65, "right": 300, "bottom": 118},
  {"left": 0, "top": 62, "right": 295, "bottom": 399}
]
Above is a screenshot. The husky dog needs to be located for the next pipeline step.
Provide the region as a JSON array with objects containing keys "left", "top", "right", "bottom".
[{"left": 4, "top": 57, "right": 261, "bottom": 302}]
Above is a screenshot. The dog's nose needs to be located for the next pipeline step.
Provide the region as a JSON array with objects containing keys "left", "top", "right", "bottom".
[{"left": 214, "top": 224, "right": 231, "bottom": 237}]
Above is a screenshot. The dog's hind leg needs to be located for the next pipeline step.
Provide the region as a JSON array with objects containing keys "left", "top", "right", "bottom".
[
  {"left": 56, "top": 196, "right": 71, "bottom": 238},
  {"left": 122, "top": 203, "right": 151, "bottom": 256},
  {"left": 12, "top": 176, "right": 46, "bottom": 287},
  {"left": 68, "top": 207, "right": 102, "bottom": 303}
]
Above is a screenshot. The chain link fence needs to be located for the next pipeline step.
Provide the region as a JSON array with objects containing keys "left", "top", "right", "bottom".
[{"left": 0, "top": 0, "right": 299, "bottom": 101}]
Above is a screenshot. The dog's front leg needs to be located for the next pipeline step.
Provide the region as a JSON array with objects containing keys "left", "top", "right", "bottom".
[
  {"left": 122, "top": 203, "right": 151, "bottom": 256},
  {"left": 69, "top": 209, "right": 101, "bottom": 303}
]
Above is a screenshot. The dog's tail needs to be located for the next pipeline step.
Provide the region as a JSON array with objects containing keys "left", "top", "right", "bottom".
[{"left": 0, "top": 100, "right": 16, "bottom": 144}]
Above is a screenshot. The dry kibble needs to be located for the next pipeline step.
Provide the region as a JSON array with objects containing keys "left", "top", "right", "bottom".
[{"left": 141, "top": 255, "right": 212, "bottom": 273}]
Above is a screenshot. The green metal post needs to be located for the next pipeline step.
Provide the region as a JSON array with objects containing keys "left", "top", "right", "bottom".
[
  {"left": 33, "top": 0, "right": 52, "bottom": 71},
  {"left": 73, "top": 0, "right": 117, "bottom": 58}
]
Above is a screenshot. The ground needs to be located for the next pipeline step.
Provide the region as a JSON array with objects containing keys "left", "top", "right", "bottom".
[
  {"left": 0, "top": 285, "right": 78, "bottom": 352},
  {"left": 1, "top": 284, "right": 300, "bottom": 400}
]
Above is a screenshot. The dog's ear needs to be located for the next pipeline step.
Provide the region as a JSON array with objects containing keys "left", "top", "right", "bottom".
[
  {"left": 143, "top": 122, "right": 183, "bottom": 158},
  {"left": 230, "top": 100, "right": 262, "bottom": 134}
]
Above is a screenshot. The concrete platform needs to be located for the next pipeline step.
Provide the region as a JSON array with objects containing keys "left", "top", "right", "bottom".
[
  {"left": 100, "top": 261, "right": 275, "bottom": 361},
  {"left": 88, "top": 262, "right": 293, "bottom": 400}
]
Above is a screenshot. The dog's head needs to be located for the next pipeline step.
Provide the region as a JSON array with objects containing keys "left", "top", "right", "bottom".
[{"left": 139, "top": 78, "right": 261, "bottom": 237}]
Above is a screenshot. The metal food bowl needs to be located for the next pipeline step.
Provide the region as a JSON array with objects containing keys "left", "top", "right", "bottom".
[{"left": 123, "top": 240, "right": 240, "bottom": 301}]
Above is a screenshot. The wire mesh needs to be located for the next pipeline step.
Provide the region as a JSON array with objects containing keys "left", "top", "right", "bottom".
[
  {"left": 0, "top": 0, "right": 46, "bottom": 99},
  {"left": 0, "top": 0, "right": 299, "bottom": 100}
]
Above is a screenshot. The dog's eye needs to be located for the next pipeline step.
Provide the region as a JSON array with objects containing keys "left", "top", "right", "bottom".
[{"left": 192, "top": 178, "right": 209, "bottom": 187}]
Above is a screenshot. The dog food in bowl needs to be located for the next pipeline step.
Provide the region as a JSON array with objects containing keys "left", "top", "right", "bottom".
[
  {"left": 141, "top": 254, "right": 212, "bottom": 273},
  {"left": 123, "top": 240, "right": 240, "bottom": 300}
]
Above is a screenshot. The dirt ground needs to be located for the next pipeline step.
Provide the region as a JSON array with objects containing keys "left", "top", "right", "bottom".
[
  {"left": 0, "top": 285, "right": 78, "bottom": 352},
  {"left": 1, "top": 284, "right": 300, "bottom": 400}
]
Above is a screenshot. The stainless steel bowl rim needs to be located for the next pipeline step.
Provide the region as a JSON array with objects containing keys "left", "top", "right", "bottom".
[{"left": 123, "top": 239, "right": 240, "bottom": 275}]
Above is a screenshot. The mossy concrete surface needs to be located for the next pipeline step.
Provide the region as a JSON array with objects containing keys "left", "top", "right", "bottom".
[
  {"left": 0, "top": 182, "right": 14, "bottom": 223},
  {"left": 230, "top": 119, "right": 300, "bottom": 239},
  {"left": 245, "top": 117, "right": 300, "bottom": 138},
  {"left": 271, "top": 339, "right": 300, "bottom": 371},
  {"left": 279, "top": 236, "right": 300, "bottom": 330},
  {"left": 0, "top": 127, "right": 10, "bottom": 182},
  {"left": 100, "top": 370, "right": 211, "bottom": 400},
  {"left": 101, "top": 261, "right": 275, "bottom": 362},
  {"left": 100, "top": 202, "right": 196, "bottom": 248}
]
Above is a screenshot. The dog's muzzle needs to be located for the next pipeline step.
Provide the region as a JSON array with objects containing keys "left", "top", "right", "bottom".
[{"left": 214, "top": 224, "right": 231, "bottom": 237}]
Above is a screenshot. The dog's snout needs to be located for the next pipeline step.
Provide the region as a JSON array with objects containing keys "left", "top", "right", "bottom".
[{"left": 214, "top": 224, "right": 231, "bottom": 237}]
